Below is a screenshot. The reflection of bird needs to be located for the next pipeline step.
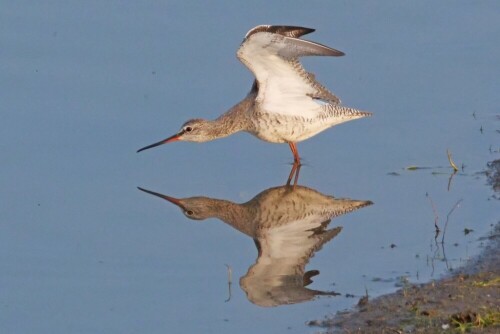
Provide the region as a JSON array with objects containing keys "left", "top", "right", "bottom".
[
  {"left": 137, "top": 25, "right": 371, "bottom": 163},
  {"left": 138, "top": 185, "right": 372, "bottom": 307}
]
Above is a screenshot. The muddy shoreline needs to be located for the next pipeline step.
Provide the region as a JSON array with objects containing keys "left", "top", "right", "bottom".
[
  {"left": 308, "top": 160, "right": 500, "bottom": 333},
  {"left": 308, "top": 224, "right": 499, "bottom": 333}
]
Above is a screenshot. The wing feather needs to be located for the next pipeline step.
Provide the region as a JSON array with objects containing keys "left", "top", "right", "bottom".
[
  {"left": 280, "top": 36, "right": 344, "bottom": 58},
  {"left": 238, "top": 26, "right": 343, "bottom": 116},
  {"left": 245, "top": 25, "right": 315, "bottom": 39}
]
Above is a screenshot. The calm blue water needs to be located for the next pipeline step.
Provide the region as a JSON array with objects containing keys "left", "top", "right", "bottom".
[{"left": 1, "top": 1, "right": 499, "bottom": 333}]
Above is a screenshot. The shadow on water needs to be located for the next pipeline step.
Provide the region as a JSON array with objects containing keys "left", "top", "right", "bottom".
[{"left": 138, "top": 166, "right": 372, "bottom": 307}]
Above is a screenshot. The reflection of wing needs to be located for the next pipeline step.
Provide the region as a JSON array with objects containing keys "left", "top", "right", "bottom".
[
  {"left": 240, "top": 218, "right": 342, "bottom": 307},
  {"left": 240, "top": 186, "right": 373, "bottom": 307},
  {"left": 237, "top": 25, "right": 344, "bottom": 118},
  {"left": 260, "top": 219, "right": 340, "bottom": 275},
  {"left": 139, "top": 183, "right": 373, "bottom": 307}
]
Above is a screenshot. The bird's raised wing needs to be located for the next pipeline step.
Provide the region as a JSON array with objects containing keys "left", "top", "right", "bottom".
[
  {"left": 244, "top": 25, "right": 316, "bottom": 39},
  {"left": 237, "top": 25, "right": 344, "bottom": 117}
]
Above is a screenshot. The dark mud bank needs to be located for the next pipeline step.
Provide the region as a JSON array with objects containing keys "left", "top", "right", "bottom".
[{"left": 309, "top": 160, "right": 500, "bottom": 333}]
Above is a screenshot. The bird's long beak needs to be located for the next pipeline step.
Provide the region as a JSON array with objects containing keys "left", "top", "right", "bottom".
[
  {"left": 137, "top": 131, "right": 183, "bottom": 153},
  {"left": 137, "top": 187, "right": 186, "bottom": 210}
]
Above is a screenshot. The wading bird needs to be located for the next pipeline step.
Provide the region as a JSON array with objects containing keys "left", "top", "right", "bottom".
[{"left": 138, "top": 25, "right": 371, "bottom": 164}]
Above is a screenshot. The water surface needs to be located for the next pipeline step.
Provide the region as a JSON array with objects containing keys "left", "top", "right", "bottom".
[{"left": 1, "top": 1, "right": 499, "bottom": 333}]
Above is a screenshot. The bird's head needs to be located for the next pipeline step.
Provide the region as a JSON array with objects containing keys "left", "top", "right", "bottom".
[
  {"left": 137, "top": 118, "right": 213, "bottom": 153},
  {"left": 138, "top": 187, "right": 215, "bottom": 221}
]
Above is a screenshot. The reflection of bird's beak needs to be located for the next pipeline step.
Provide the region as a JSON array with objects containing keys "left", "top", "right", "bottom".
[
  {"left": 137, "top": 187, "right": 185, "bottom": 210},
  {"left": 137, "top": 131, "right": 183, "bottom": 153}
]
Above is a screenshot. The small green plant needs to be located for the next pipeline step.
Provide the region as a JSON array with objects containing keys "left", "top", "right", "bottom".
[
  {"left": 450, "top": 309, "right": 500, "bottom": 331},
  {"left": 472, "top": 277, "right": 500, "bottom": 287}
]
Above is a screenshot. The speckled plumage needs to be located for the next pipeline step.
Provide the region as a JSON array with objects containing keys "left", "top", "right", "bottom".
[{"left": 137, "top": 25, "right": 371, "bottom": 162}]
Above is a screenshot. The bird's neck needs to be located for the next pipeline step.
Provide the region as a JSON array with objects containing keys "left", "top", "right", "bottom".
[
  {"left": 209, "top": 94, "right": 255, "bottom": 138},
  {"left": 205, "top": 199, "right": 257, "bottom": 237}
]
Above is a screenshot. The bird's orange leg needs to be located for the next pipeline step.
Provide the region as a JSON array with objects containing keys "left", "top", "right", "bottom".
[
  {"left": 288, "top": 142, "right": 301, "bottom": 165},
  {"left": 286, "top": 142, "right": 302, "bottom": 187}
]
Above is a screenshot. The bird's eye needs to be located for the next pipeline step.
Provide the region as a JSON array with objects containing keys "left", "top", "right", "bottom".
[
  {"left": 185, "top": 126, "right": 193, "bottom": 132},
  {"left": 185, "top": 210, "right": 194, "bottom": 216}
]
